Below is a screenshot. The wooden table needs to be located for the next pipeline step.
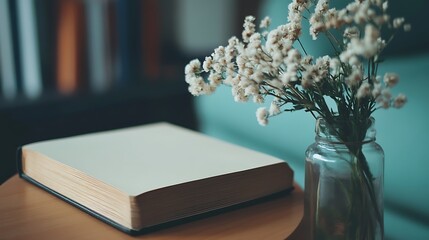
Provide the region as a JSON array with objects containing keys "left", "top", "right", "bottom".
[{"left": 1, "top": 175, "right": 304, "bottom": 240}]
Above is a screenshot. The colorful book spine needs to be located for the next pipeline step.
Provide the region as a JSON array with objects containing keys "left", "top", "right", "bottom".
[
  {"left": 85, "top": 0, "right": 112, "bottom": 93},
  {"left": 56, "top": 0, "right": 84, "bottom": 95},
  {"left": 17, "top": 0, "right": 43, "bottom": 98}
]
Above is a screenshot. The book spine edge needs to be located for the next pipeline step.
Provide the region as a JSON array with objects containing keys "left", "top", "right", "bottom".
[{"left": 16, "top": 146, "right": 23, "bottom": 177}]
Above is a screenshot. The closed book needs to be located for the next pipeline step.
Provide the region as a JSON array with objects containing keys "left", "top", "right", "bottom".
[{"left": 17, "top": 122, "right": 294, "bottom": 235}]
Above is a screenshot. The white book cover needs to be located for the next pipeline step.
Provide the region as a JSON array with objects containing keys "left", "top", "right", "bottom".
[{"left": 23, "top": 122, "right": 286, "bottom": 196}]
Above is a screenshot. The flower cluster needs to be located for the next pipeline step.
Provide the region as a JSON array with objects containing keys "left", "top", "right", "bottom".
[{"left": 185, "top": 0, "right": 408, "bottom": 128}]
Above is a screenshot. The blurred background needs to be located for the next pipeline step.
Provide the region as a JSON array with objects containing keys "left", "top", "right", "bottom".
[{"left": 0, "top": 0, "right": 261, "bottom": 183}]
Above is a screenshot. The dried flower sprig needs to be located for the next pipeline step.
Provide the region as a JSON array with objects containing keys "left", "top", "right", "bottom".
[{"left": 185, "top": 0, "right": 409, "bottom": 131}]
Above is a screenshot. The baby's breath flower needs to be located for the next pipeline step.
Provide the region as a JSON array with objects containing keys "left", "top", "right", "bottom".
[
  {"left": 253, "top": 95, "right": 265, "bottom": 104},
  {"left": 357, "top": 82, "right": 371, "bottom": 99},
  {"left": 393, "top": 94, "right": 407, "bottom": 108},
  {"left": 381, "top": 88, "right": 392, "bottom": 101},
  {"left": 269, "top": 101, "right": 281, "bottom": 116},
  {"left": 382, "top": 1, "right": 388, "bottom": 11},
  {"left": 256, "top": 107, "right": 269, "bottom": 126},
  {"left": 208, "top": 73, "right": 222, "bottom": 87},
  {"left": 203, "top": 57, "right": 213, "bottom": 72},
  {"left": 232, "top": 86, "right": 248, "bottom": 102},
  {"left": 187, "top": 76, "right": 211, "bottom": 96},
  {"left": 392, "top": 17, "right": 405, "bottom": 29},
  {"left": 244, "top": 84, "right": 259, "bottom": 96},
  {"left": 185, "top": 59, "right": 201, "bottom": 75},
  {"left": 346, "top": 68, "right": 363, "bottom": 87},
  {"left": 243, "top": 16, "right": 256, "bottom": 43},
  {"left": 403, "top": 24, "right": 411, "bottom": 32},
  {"left": 184, "top": 0, "right": 408, "bottom": 126},
  {"left": 344, "top": 27, "right": 360, "bottom": 39},
  {"left": 260, "top": 16, "right": 271, "bottom": 29},
  {"left": 372, "top": 83, "right": 382, "bottom": 99},
  {"left": 383, "top": 72, "right": 399, "bottom": 87}
]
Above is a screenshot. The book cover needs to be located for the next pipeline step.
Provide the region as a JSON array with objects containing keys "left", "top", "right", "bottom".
[{"left": 17, "top": 122, "right": 293, "bottom": 234}]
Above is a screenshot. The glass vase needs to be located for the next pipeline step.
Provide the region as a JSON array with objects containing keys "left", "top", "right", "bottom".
[{"left": 304, "top": 117, "right": 384, "bottom": 240}]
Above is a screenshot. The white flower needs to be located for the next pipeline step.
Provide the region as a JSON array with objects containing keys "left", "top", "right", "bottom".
[
  {"left": 382, "top": 1, "right": 388, "bottom": 11},
  {"left": 329, "top": 57, "right": 341, "bottom": 76},
  {"left": 372, "top": 83, "right": 382, "bottom": 99},
  {"left": 344, "top": 26, "right": 360, "bottom": 39},
  {"left": 281, "top": 63, "right": 299, "bottom": 83},
  {"left": 187, "top": 76, "right": 212, "bottom": 96},
  {"left": 232, "top": 86, "right": 248, "bottom": 102},
  {"left": 286, "top": 49, "right": 301, "bottom": 64},
  {"left": 393, "top": 94, "right": 407, "bottom": 108},
  {"left": 364, "top": 24, "right": 380, "bottom": 44},
  {"left": 384, "top": 72, "right": 399, "bottom": 87},
  {"left": 256, "top": 107, "right": 269, "bottom": 126},
  {"left": 346, "top": 68, "right": 363, "bottom": 87},
  {"left": 260, "top": 16, "right": 271, "bottom": 29},
  {"left": 184, "top": 1, "right": 409, "bottom": 127},
  {"left": 253, "top": 95, "right": 265, "bottom": 104},
  {"left": 381, "top": 88, "right": 392, "bottom": 101},
  {"left": 393, "top": 17, "right": 405, "bottom": 29},
  {"left": 185, "top": 59, "right": 201, "bottom": 75},
  {"left": 269, "top": 101, "right": 281, "bottom": 116},
  {"left": 357, "top": 82, "right": 371, "bottom": 99},
  {"left": 203, "top": 57, "right": 213, "bottom": 72},
  {"left": 243, "top": 16, "right": 256, "bottom": 43},
  {"left": 403, "top": 24, "right": 411, "bottom": 32},
  {"left": 315, "top": 0, "right": 329, "bottom": 14},
  {"left": 301, "top": 71, "right": 314, "bottom": 89},
  {"left": 208, "top": 73, "right": 222, "bottom": 87}
]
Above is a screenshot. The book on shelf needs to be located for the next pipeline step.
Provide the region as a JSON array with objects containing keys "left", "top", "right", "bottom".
[
  {"left": 35, "top": 0, "right": 58, "bottom": 93},
  {"left": 85, "top": 0, "right": 112, "bottom": 93},
  {"left": 16, "top": 0, "right": 43, "bottom": 99},
  {"left": 141, "top": 0, "right": 161, "bottom": 80},
  {"left": 17, "top": 122, "right": 294, "bottom": 234},
  {"left": 56, "top": 0, "right": 85, "bottom": 95},
  {"left": 0, "top": 0, "right": 18, "bottom": 100},
  {"left": 114, "top": 0, "right": 141, "bottom": 86}
]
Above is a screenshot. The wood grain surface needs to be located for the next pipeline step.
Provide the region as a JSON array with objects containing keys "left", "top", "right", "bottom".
[{"left": 0, "top": 175, "right": 304, "bottom": 240}]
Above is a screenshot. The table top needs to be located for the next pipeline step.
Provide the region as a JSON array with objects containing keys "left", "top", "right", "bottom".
[{"left": 1, "top": 175, "right": 304, "bottom": 240}]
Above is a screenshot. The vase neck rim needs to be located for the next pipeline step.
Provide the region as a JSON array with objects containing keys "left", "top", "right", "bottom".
[{"left": 315, "top": 117, "right": 376, "bottom": 144}]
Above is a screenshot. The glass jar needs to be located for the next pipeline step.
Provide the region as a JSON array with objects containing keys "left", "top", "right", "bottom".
[{"left": 304, "top": 117, "right": 384, "bottom": 240}]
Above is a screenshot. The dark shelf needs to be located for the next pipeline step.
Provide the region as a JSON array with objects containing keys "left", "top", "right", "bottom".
[{"left": 0, "top": 80, "right": 198, "bottom": 183}]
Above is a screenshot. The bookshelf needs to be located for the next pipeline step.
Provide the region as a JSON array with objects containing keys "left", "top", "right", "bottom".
[
  {"left": 0, "top": 0, "right": 263, "bottom": 183},
  {"left": 0, "top": 0, "right": 197, "bottom": 183}
]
